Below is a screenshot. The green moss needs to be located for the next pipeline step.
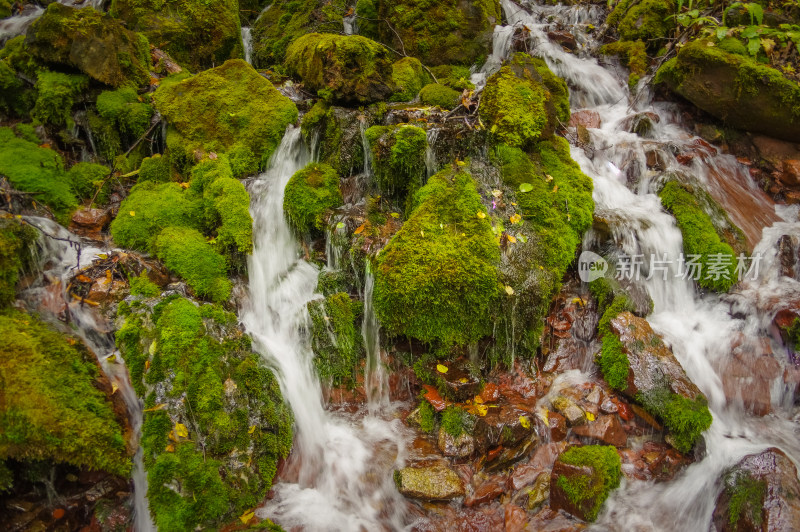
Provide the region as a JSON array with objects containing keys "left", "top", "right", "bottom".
[
  {"left": 718, "top": 37, "right": 749, "bottom": 56},
  {"left": 96, "top": 88, "right": 153, "bottom": 144},
  {"left": 307, "top": 292, "right": 362, "bottom": 387},
  {"left": 110, "top": 181, "right": 204, "bottom": 251},
  {"left": 0, "top": 218, "right": 38, "bottom": 308},
  {"left": 638, "top": 389, "right": 712, "bottom": 454},
  {"left": 601, "top": 40, "right": 648, "bottom": 90},
  {"left": 154, "top": 60, "right": 297, "bottom": 177},
  {"left": 138, "top": 154, "right": 172, "bottom": 183},
  {"left": 203, "top": 175, "right": 253, "bottom": 255},
  {"left": 0, "top": 127, "right": 76, "bottom": 222},
  {"left": 110, "top": 0, "right": 242, "bottom": 72},
  {"left": 366, "top": 124, "right": 428, "bottom": 202},
  {"left": 391, "top": 57, "right": 432, "bottom": 101},
  {"left": 12, "top": 123, "right": 40, "bottom": 145},
  {"left": 27, "top": 3, "right": 150, "bottom": 87},
  {"left": 429, "top": 64, "right": 475, "bottom": 91},
  {"left": 419, "top": 83, "right": 461, "bottom": 109},
  {"left": 609, "top": 0, "right": 676, "bottom": 47},
  {"left": 374, "top": 165, "right": 500, "bottom": 346},
  {"left": 0, "top": 310, "right": 130, "bottom": 476},
  {"left": 556, "top": 445, "right": 621, "bottom": 522},
  {"left": 67, "top": 162, "right": 110, "bottom": 204},
  {"left": 600, "top": 333, "right": 629, "bottom": 391},
  {"left": 440, "top": 405, "right": 467, "bottom": 438},
  {"left": 283, "top": 162, "right": 343, "bottom": 234},
  {"left": 154, "top": 227, "right": 232, "bottom": 303},
  {"left": 418, "top": 400, "right": 436, "bottom": 433},
  {"left": 725, "top": 471, "right": 766, "bottom": 528},
  {"left": 659, "top": 181, "right": 737, "bottom": 292},
  {"left": 130, "top": 271, "right": 161, "bottom": 298},
  {"left": 284, "top": 33, "right": 394, "bottom": 105},
  {"left": 31, "top": 71, "right": 89, "bottom": 128},
  {"left": 117, "top": 297, "right": 292, "bottom": 531},
  {"left": 519, "top": 54, "right": 570, "bottom": 125}
]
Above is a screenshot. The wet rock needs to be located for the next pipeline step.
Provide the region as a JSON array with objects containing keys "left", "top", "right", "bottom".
[
  {"left": 551, "top": 396, "right": 586, "bottom": 426},
  {"left": 479, "top": 382, "right": 501, "bottom": 403},
  {"left": 117, "top": 253, "right": 169, "bottom": 288},
  {"left": 426, "top": 358, "right": 482, "bottom": 402},
  {"left": 508, "top": 442, "right": 567, "bottom": 492},
  {"left": 721, "top": 336, "right": 781, "bottom": 416},
  {"left": 550, "top": 446, "right": 621, "bottom": 522},
  {"left": 69, "top": 208, "right": 110, "bottom": 240},
  {"left": 527, "top": 472, "right": 550, "bottom": 511},
  {"left": 569, "top": 110, "right": 601, "bottom": 129},
  {"left": 504, "top": 503, "right": 528, "bottom": 532},
  {"left": 782, "top": 160, "right": 800, "bottom": 187},
  {"left": 547, "top": 411, "right": 568, "bottom": 441},
  {"left": 548, "top": 30, "right": 577, "bottom": 51},
  {"left": 572, "top": 415, "right": 627, "bottom": 447},
  {"left": 645, "top": 149, "right": 666, "bottom": 170},
  {"left": 625, "top": 112, "right": 660, "bottom": 138},
  {"left": 438, "top": 428, "right": 475, "bottom": 458},
  {"left": 711, "top": 448, "right": 800, "bottom": 531},
  {"left": 474, "top": 405, "right": 537, "bottom": 452},
  {"left": 394, "top": 465, "right": 465, "bottom": 501},
  {"left": 465, "top": 474, "right": 506, "bottom": 507},
  {"left": 86, "top": 276, "right": 127, "bottom": 304},
  {"left": 777, "top": 234, "right": 796, "bottom": 278}
]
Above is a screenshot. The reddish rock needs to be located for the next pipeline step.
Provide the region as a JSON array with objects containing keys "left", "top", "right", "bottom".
[
  {"left": 569, "top": 110, "right": 601, "bottom": 129},
  {"left": 438, "top": 428, "right": 475, "bottom": 458},
  {"left": 572, "top": 415, "right": 627, "bottom": 447},
  {"left": 774, "top": 309, "right": 800, "bottom": 329},
  {"left": 86, "top": 277, "right": 127, "bottom": 303},
  {"left": 504, "top": 504, "right": 528, "bottom": 532},
  {"left": 479, "top": 382, "right": 500, "bottom": 402},
  {"left": 548, "top": 30, "right": 577, "bottom": 50},
  {"left": 474, "top": 405, "right": 536, "bottom": 452},
  {"left": 550, "top": 461, "right": 596, "bottom": 520},
  {"left": 676, "top": 153, "right": 695, "bottom": 165},
  {"left": 70, "top": 208, "right": 110, "bottom": 239},
  {"left": 548, "top": 411, "right": 568, "bottom": 441},
  {"left": 465, "top": 474, "right": 506, "bottom": 507},
  {"left": 782, "top": 160, "right": 800, "bottom": 187},
  {"left": 645, "top": 150, "right": 665, "bottom": 170},
  {"left": 426, "top": 358, "right": 481, "bottom": 401}
]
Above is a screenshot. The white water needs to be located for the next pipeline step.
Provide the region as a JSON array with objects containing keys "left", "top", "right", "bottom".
[
  {"left": 242, "top": 128, "right": 410, "bottom": 530},
  {"left": 491, "top": 0, "right": 800, "bottom": 529},
  {"left": 18, "top": 218, "right": 155, "bottom": 532},
  {"left": 242, "top": 26, "right": 253, "bottom": 64}
]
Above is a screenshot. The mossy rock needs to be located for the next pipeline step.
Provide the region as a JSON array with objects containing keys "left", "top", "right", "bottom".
[
  {"left": 251, "top": 0, "right": 349, "bottom": 68},
  {"left": 283, "top": 162, "right": 343, "bottom": 234},
  {"left": 155, "top": 227, "right": 232, "bottom": 302},
  {"left": 419, "top": 83, "right": 460, "bottom": 109},
  {"left": 284, "top": 33, "right": 394, "bottom": 106},
  {"left": 116, "top": 297, "right": 293, "bottom": 531},
  {"left": 0, "top": 217, "right": 38, "bottom": 308},
  {"left": 600, "top": 40, "right": 648, "bottom": 90},
  {"left": 300, "top": 102, "right": 377, "bottom": 176},
  {"left": 374, "top": 165, "right": 500, "bottom": 346},
  {"left": 67, "top": 161, "right": 112, "bottom": 204},
  {"left": 110, "top": 0, "right": 242, "bottom": 72},
  {"left": 0, "top": 127, "right": 76, "bottom": 223},
  {"left": 31, "top": 71, "right": 89, "bottom": 129},
  {"left": 0, "top": 57, "right": 36, "bottom": 118},
  {"left": 153, "top": 59, "right": 298, "bottom": 176},
  {"left": 550, "top": 445, "right": 621, "bottom": 522},
  {"left": 0, "top": 310, "right": 131, "bottom": 477},
  {"left": 391, "top": 57, "right": 432, "bottom": 102},
  {"left": 480, "top": 53, "right": 569, "bottom": 149},
  {"left": 239, "top": 0, "right": 272, "bottom": 25},
  {"left": 655, "top": 39, "right": 800, "bottom": 142},
  {"left": 429, "top": 64, "right": 475, "bottom": 91},
  {"left": 607, "top": 0, "right": 676, "bottom": 48},
  {"left": 365, "top": 124, "right": 428, "bottom": 201},
  {"left": 363, "top": 0, "right": 501, "bottom": 66},
  {"left": 26, "top": 3, "right": 150, "bottom": 88},
  {"left": 307, "top": 291, "right": 363, "bottom": 387}
]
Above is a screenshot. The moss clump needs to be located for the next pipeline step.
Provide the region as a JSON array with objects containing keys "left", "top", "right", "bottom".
[
  {"left": 0, "top": 127, "right": 76, "bottom": 222},
  {"left": 429, "top": 64, "right": 475, "bottom": 91},
  {"left": 307, "top": 292, "right": 363, "bottom": 387},
  {"left": 418, "top": 400, "right": 436, "bottom": 433},
  {"left": 391, "top": 57, "right": 432, "bottom": 101},
  {"left": 96, "top": 87, "right": 153, "bottom": 143},
  {"left": 365, "top": 124, "right": 428, "bottom": 201},
  {"left": 154, "top": 227, "right": 232, "bottom": 303},
  {"left": 129, "top": 271, "right": 161, "bottom": 298},
  {"left": 110, "top": 0, "right": 242, "bottom": 72},
  {"left": 283, "top": 162, "right": 343, "bottom": 234},
  {"left": 0, "top": 310, "right": 130, "bottom": 476},
  {"left": 601, "top": 40, "right": 648, "bottom": 90},
  {"left": 67, "top": 162, "right": 111, "bottom": 204},
  {"left": 0, "top": 218, "right": 38, "bottom": 307},
  {"left": 110, "top": 181, "right": 204, "bottom": 251},
  {"left": 440, "top": 405, "right": 468, "bottom": 438},
  {"left": 27, "top": 3, "right": 150, "bottom": 87},
  {"left": 480, "top": 54, "right": 568, "bottom": 149},
  {"left": 419, "top": 83, "right": 461, "bottom": 109},
  {"left": 284, "top": 33, "right": 394, "bottom": 105},
  {"left": 203, "top": 175, "right": 253, "bottom": 255},
  {"left": 116, "top": 297, "right": 292, "bottom": 531},
  {"left": 374, "top": 165, "right": 500, "bottom": 346},
  {"left": 31, "top": 71, "right": 89, "bottom": 128},
  {"left": 364, "top": 0, "right": 501, "bottom": 66},
  {"left": 596, "top": 294, "right": 635, "bottom": 391},
  {"left": 138, "top": 154, "right": 171, "bottom": 183},
  {"left": 659, "top": 181, "right": 737, "bottom": 292},
  {"left": 153, "top": 60, "right": 298, "bottom": 177},
  {"left": 556, "top": 445, "right": 621, "bottom": 522},
  {"left": 638, "top": 389, "right": 712, "bottom": 454},
  {"left": 608, "top": 0, "right": 676, "bottom": 48},
  {"left": 724, "top": 470, "right": 766, "bottom": 528}
]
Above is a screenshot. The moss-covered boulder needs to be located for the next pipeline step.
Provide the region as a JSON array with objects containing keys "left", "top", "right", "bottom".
[
  {"left": 601, "top": 312, "right": 712, "bottom": 453},
  {"left": 0, "top": 310, "right": 131, "bottom": 477},
  {"left": 550, "top": 445, "right": 621, "bottom": 522},
  {"left": 480, "top": 53, "right": 570, "bottom": 149},
  {"left": 109, "top": 0, "right": 242, "bottom": 72},
  {"left": 155, "top": 227, "right": 232, "bottom": 303},
  {"left": 300, "top": 102, "right": 376, "bottom": 176},
  {"left": 361, "top": 0, "right": 501, "bottom": 66},
  {"left": 419, "top": 83, "right": 461, "bottom": 109},
  {"left": 251, "top": 0, "right": 349, "bottom": 68},
  {"left": 284, "top": 33, "right": 394, "bottom": 105},
  {"left": 655, "top": 40, "right": 800, "bottom": 142},
  {"left": 283, "top": 162, "right": 343, "bottom": 234},
  {"left": 391, "top": 57, "right": 432, "bottom": 102},
  {"left": 607, "top": 0, "right": 676, "bottom": 48},
  {"left": 153, "top": 59, "right": 298, "bottom": 176},
  {"left": 365, "top": 124, "right": 428, "bottom": 200},
  {"left": 116, "top": 297, "right": 292, "bottom": 531},
  {"left": 26, "top": 3, "right": 150, "bottom": 88},
  {"left": 0, "top": 218, "right": 38, "bottom": 308},
  {"left": 31, "top": 71, "right": 89, "bottom": 128},
  {"left": 307, "top": 291, "right": 363, "bottom": 388},
  {"left": 374, "top": 165, "right": 500, "bottom": 346}
]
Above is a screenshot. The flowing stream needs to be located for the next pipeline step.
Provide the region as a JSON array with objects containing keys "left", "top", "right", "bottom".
[
  {"left": 241, "top": 127, "right": 410, "bottom": 530},
  {"left": 493, "top": 0, "right": 800, "bottom": 529}
]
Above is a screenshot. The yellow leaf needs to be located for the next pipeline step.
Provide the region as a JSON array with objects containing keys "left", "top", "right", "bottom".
[
  {"left": 144, "top": 403, "right": 167, "bottom": 412},
  {"left": 459, "top": 378, "right": 468, "bottom": 383},
  {"left": 105, "top": 353, "right": 117, "bottom": 363},
  {"left": 129, "top": 211, "right": 135, "bottom": 217},
  {"left": 552, "top": 185, "right": 559, "bottom": 193},
  {"left": 585, "top": 412, "right": 595, "bottom": 422},
  {"left": 179, "top": 182, "right": 190, "bottom": 189},
  {"left": 504, "top": 285, "right": 514, "bottom": 295},
  {"left": 507, "top": 234, "right": 517, "bottom": 244},
  {"left": 476, "top": 211, "right": 486, "bottom": 219},
  {"left": 456, "top": 159, "right": 467, "bottom": 167},
  {"left": 165, "top": 444, "right": 174, "bottom": 452},
  {"left": 475, "top": 404, "right": 488, "bottom": 416},
  {"left": 436, "top": 364, "right": 448, "bottom": 374},
  {"left": 111, "top": 382, "right": 119, "bottom": 395},
  {"left": 473, "top": 395, "right": 484, "bottom": 404},
  {"left": 509, "top": 213, "right": 521, "bottom": 224},
  {"left": 354, "top": 223, "right": 366, "bottom": 235},
  {"left": 421, "top": 230, "right": 425, "bottom": 237},
  {"left": 390, "top": 212, "right": 400, "bottom": 218},
  {"left": 174, "top": 423, "right": 189, "bottom": 439},
  {"left": 545, "top": 174, "right": 553, "bottom": 183},
  {"left": 491, "top": 189, "right": 502, "bottom": 198},
  {"left": 248, "top": 425, "right": 256, "bottom": 434},
  {"left": 520, "top": 415, "right": 530, "bottom": 429},
  {"left": 239, "top": 510, "right": 255, "bottom": 524}
]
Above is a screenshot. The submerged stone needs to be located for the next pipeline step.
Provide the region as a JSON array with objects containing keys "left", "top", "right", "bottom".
[{"left": 394, "top": 464, "right": 465, "bottom": 500}]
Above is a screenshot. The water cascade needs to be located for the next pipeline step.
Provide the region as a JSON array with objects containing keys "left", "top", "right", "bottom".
[{"left": 242, "top": 27, "right": 253, "bottom": 64}]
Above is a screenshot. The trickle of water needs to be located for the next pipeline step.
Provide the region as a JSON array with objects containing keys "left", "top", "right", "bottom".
[
  {"left": 424, "top": 128, "right": 439, "bottom": 179},
  {"left": 242, "top": 128, "right": 410, "bottom": 530},
  {"left": 359, "top": 116, "right": 373, "bottom": 179},
  {"left": 362, "top": 267, "right": 388, "bottom": 412},
  {"left": 242, "top": 27, "right": 253, "bottom": 64}
]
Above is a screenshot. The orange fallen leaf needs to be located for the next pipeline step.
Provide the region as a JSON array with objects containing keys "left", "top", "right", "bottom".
[
  {"left": 354, "top": 223, "right": 366, "bottom": 235},
  {"left": 421, "top": 384, "right": 447, "bottom": 411}
]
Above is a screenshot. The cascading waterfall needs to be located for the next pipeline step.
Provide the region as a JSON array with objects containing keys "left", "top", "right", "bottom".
[
  {"left": 492, "top": 0, "right": 800, "bottom": 528},
  {"left": 362, "top": 267, "right": 389, "bottom": 411},
  {"left": 18, "top": 218, "right": 155, "bottom": 532},
  {"left": 242, "top": 127, "right": 410, "bottom": 530},
  {"left": 242, "top": 27, "right": 253, "bottom": 64}
]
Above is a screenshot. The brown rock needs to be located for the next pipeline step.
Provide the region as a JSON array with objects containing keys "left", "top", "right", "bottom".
[
  {"left": 438, "top": 428, "right": 475, "bottom": 458},
  {"left": 782, "top": 160, "right": 800, "bottom": 187},
  {"left": 569, "top": 110, "right": 601, "bottom": 129},
  {"left": 572, "top": 415, "right": 627, "bottom": 447},
  {"left": 466, "top": 474, "right": 506, "bottom": 507},
  {"left": 549, "top": 461, "right": 596, "bottom": 520},
  {"left": 548, "top": 30, "right": 577, "bottom": 50},
  {"left": 70, "top": 208, "right": 110, "bottom": 239},
  {"left": 394, "top": 465, "right": 465, "bottom": 501},
  {"left": 479, "top": 382, "right": 500, "bottom": 402},
  {"left": 548, "top": 411, "right": 568, "bottom": 441},
  {"left": 504, "top": 504, "right": 528, "bottom": 532},
  {"left": 474, "top": 405, "right": 536, "bottom": 452},
  {"left": 86, "top": 277, "right": 127, "bottom": 303},
  {"left": 427, "top": 358, "right": 481, "bottom": 401},
  {"left": 551, "top": 396, "right": 585, "bottom": 426}
]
